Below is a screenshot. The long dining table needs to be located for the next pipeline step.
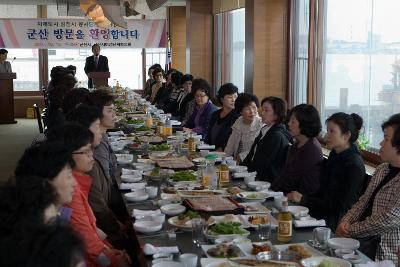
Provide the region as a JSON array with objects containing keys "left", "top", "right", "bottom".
[{"left": 112, "top": 92, "right": 371, "bottom": 266}]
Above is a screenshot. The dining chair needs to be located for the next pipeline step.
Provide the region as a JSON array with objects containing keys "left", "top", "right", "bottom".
[{"left": 33, "top": 104, "right": 44, "bottom": 134}]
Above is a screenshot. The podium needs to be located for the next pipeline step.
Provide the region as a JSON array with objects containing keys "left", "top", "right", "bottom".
[
  {"left": 88, "top": 72, "right": 110, "bottom": 88},
  {"left": 0, "top": 73, "right": 16, "bottom": 124}
]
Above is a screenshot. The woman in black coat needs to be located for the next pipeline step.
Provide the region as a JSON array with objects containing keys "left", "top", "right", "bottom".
[
  {"left": 288, "top": 112, "right": 366, "bottom": 230},
  {"left": 242, "top": 96, "right": 292, "bottom": 183},
  {"left": 205, "top": 83, "right": 239, "bottom": 151}
]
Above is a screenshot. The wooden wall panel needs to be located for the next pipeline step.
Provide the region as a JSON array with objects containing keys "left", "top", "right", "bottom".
[
  {"left": 246, "top": 0, "right": 289, "bottom": 101},
  {"left": 169, "top": 6, "right": 186, "bottom": 73},
  {"left": 187, "top": 0, "right": 213, "bottom": 84}
]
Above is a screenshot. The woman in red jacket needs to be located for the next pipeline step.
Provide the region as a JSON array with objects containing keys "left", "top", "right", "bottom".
[{"left": 47, "top": 123, "right": 131, "bottom": 267}]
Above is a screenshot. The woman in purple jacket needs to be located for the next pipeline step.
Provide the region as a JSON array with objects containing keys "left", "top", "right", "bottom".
[{"left": 183, "top": 78, "right": 218, "bottom": 138}]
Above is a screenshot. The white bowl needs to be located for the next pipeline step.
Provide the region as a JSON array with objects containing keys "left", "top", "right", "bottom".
[
  {"left": 342, "top": 254, "right": 362, "bottom": 264},
  {"left": 115, "top": 154, "right": 133, "bottom": 164},
  {"left": 287, "top": 206, "right": 309, "bottom": 218},
  {"left": 228, "top": 165, "right": 248, "bottom": 173},
  {"left": 237, "top": 192, "right": 268, "bottom": 203},
  {"left": 121, "top": 174, "right": 142, "bottom": 183},
  {"left": 335, "top": 249, "right": 354, "bottom": 257},
  {"left": 134, "top": 220, "right": 162, "bottom": 234},
  {"left": 160, "top": 204, "right": 186, "bottom": 216},
  {"left": 136, "top": 213, "right": 166, "bottom": 224},
  {"left": 301, "top": 256, "right": 351, "bottom": 267},
  {"left": 247, "top": 181, "right": 271, "bottom": 190},
  {"left": 328, "top": 238, "right": 360, "bottom": 250},
  {"left": 125, "top": 191, "right": 149, "bottom": 202},
  {"left": 153, "top": 261, "right": 184, "bottom": 267},
  {"left": 122, "top": 168, "right": 143, "bottom": 176}
]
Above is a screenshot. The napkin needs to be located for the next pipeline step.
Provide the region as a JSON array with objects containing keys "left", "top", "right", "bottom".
[
  {"left": 356, "top": 261, "right": 395, "bottom": 267},
  {"left": 132, "top": 209, "right": 161, "bottom": 218},
  {"left": 197, "top": 144, "right": 215, "bottom": 150},
  {"left": 170, "top": 120, "right": 181, "bottom": 126},
  {"left": 143, "top": 244, "right": 179, "bottom": 255},
  {"left": 233, "top": 171, "right": 257, "bottom": 178},
  {"left": 260, "top": 190, "right": 284, "bottom": 198},
  {"left": 294, "top": 219, "right": 326, "bottom": 228}
]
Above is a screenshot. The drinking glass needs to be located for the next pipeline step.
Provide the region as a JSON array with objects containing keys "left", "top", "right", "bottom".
[
  {"left": 191, "top": 218, "right": 205, "bottom": 247},
  {"left": 173, "top": 140, "right": 181, "bottom": 156},
  {"left": 312, "top": 227, "right": 331, "bottom": 249},
  {"left": 141, "top": 141, "right": 149, "bottom": 155},
  {"left": 257, "top": 221, "right": 272, "bottom": 241}
]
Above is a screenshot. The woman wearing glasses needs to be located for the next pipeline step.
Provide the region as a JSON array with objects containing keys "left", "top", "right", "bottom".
[{"left": 183, "top": 78, "right": 218, "bottom": 138}]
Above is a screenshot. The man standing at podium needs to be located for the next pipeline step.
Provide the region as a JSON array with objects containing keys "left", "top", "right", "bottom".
[
  {"left": 0, "top": 49, "right": 12, "bottom": 73},
  {"left": 84, "top": 44, "right": 109, "bottom": 88}
]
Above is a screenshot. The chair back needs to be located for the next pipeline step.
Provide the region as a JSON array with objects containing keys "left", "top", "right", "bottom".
[{"left": 33, "top": 104, "right": 44, "bottom": 133}]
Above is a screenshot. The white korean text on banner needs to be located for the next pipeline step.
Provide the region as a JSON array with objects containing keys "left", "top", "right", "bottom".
[{"left": 0, "top": 19, "right": 167, "bottom": 49}]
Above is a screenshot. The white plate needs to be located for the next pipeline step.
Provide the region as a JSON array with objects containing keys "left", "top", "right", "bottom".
[
  {"left": 237, "top": 241, "right": 273, "bottom": 257},
  {"left": 200, "top": 258, "right": 228, "bottom": 267},
  {"left": 301, "top": 256, "right": 351, "bottom": 267},
  {"left": 233, "top": 172, "right": 257, "bottom": 179},
  {"left": 160, "top": 193, "right": 181, "bottom": 201},
  {"left": 153, "top": 261, "right": 184, "bottom": 267},
  {"left": 236, "top": 192, "right": 267, "bottom": 203},
  {"left": 207, "top": 215, "right": 247, "bottom": 228},
  {"left": 274, "top": 243, "right": 325, "bottom": 257},
  {"left": 124, "top": 191, "right": 149, "bottom": 202},
  {"left": 161, "top": 204, "right": 186, "bottom": 216},
  {"left": 287, "top": 206, "right": 309, "bottom": 218},
  {"left": 205, "top": 228, "right": 250, "bottom": 241},
  {"left": 201, "top": 244, "right": 246, "bottom": 258},
  {"left": 238, "top": 214, "right": 278, "bottom": 228},
  {"left": 240, "top": 202, "right": 271, "bottom": 214},
  {"left": 167, "top": 216, "right": 193, "bottom": 231},
  {"left": 120, "top": 174, "right": 142, "bottom": 183},
  {"left": 328, "top": 238, "right": 360, "bottom": 250}
]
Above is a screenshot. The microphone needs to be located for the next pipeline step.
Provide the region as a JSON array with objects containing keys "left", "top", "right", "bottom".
[{"left": 10, "top": 57, "right": 16, "bottom": 63}]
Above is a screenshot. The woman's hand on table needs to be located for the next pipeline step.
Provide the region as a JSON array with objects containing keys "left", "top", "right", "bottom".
[
  {"left": 336, "top": 221, "right": 351, "bottom": 237},
  {"left": 287, "top": 191, "right": 302, "bottom": 203},
  {"left": 182, "top": 127, "right": 192, "bottom": 133}
]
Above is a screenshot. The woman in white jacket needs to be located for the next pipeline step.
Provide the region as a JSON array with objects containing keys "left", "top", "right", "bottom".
[{"left": 224, "top": 93, "right": 264, "bottom": 162}]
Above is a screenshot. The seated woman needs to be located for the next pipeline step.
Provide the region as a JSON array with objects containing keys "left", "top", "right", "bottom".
[
  {"left": 183, "top": 78, "right": 218, "bottom": 138},
  {"left": 288, "top": 112, "right": 366, "bottom": 231},
  {"left": 149, "top": 67, "right": 166, "bottom": 104},
  {"left": 164, "top": 71, "right": 184, "bottom": 114},
  {"left": 15, "top": 141, "right": 77, "bottom": 222},
  {"left": 242, "top": 97, "right": 292, "bottom": 183},
  {"left": 271, "top": 104, "right": 323, "bottom": 195},
  {"left": 0, "top": 175, "right": 59, "bottom": 237},
  {"left": 67, "top": 104, "right": 131, "bottom": 247},
  {"left": 153, "top": 68, "right": 174, "bottom": 110},
  {"left": 336, "top": 114, "right": 400, "bottom": 264},
  {"left": 176, "top": 74, "right": 194, "bottom": 122},
  {"left": 224, "top": 93, "right": 264, "bottom": 162},
  {"left": 47, "top": 123, "right": 132, "bottom": 267},
  {"left": 205, "top": 83, "right": 239, "bottom": 151}
]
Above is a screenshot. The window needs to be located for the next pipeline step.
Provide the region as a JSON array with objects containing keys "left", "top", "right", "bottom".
[
  {"left": 48, "top": 48, "right": 89, "bottom": 88},
  {"left": 0, "top": 5, "right": 39, "bottom": 91},
  {"left": 7, "top": 49, "right": 40, "bottom": 91},
  {"left": 215, "top": 8, "right": 245, "bottom": 92},
  {"left": 292, "top": 0, "right": 310, "bottom": 105},
  {"left": 145, "top": 48, "right": 166, "bottom": 73},
  {"left": 321, "top": 0, "right": 400, "bottom": 151}
]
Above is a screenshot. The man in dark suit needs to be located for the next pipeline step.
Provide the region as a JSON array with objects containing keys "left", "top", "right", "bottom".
[{"left": 84, "top": 43, "right": 109, "bottom": 88}]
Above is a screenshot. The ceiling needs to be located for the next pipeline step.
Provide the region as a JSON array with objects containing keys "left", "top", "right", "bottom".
[{"left": 0, "top": 0, "right": 185, "bottom": 5}]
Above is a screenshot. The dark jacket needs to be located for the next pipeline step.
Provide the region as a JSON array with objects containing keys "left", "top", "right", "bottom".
[
  {"left": 242, "top": 123, "right": 292, "bottom": 183},
  {"left": 153, "top": 83, "right": 171, "bottom": 110},
  {"left": 271, "top": 137, "right": 323, "bottom": 195},
  {"left": 300, "top": 144, "right": 366, "bottom": 230},
  {"left": 184, "top": 101, "right": 218, "bottom": 138},
  {"left": 176, "top": 92, "right": 193, "bottom": 121},
  {"left": 84, "top": 55, "right": 109, "bottom": 88},
  {"left": 204, "top": 109, "right": 239, "bottom": 150},
  {"left": 87, "top": 160, "right": 126, "bottom": 242}
]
